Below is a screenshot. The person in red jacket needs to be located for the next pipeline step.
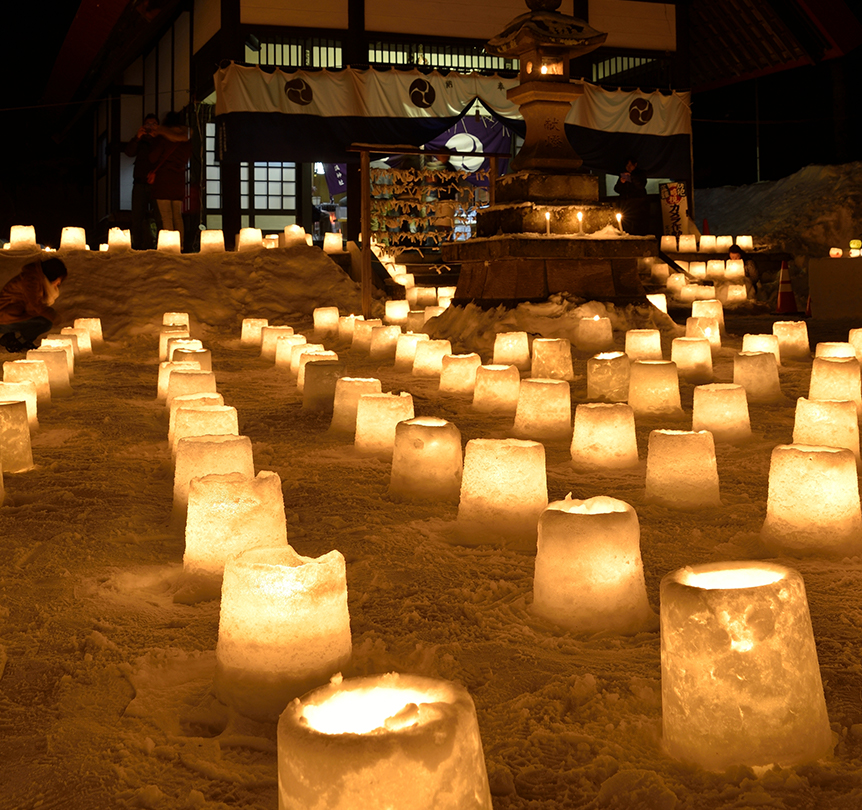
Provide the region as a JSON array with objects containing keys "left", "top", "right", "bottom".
[
  {"left": 147, "top": 111, "right": 192, "bottom": 249},
  {"left": 0, "top": 257, "right": 68, "bottom": 352}
]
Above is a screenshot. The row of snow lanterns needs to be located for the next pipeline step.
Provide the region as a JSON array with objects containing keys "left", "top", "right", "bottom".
[{"left": 661, "top": 233, "right": 754, "bottom": 253}]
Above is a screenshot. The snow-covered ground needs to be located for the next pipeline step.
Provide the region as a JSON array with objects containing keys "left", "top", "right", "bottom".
[{"left": 2, "top": 163, "right": 862, "bottom": 810}]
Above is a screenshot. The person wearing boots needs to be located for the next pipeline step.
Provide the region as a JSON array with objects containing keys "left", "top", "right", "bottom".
[{"left": 0, "top": 257, "right": 68, "bottom": 352}]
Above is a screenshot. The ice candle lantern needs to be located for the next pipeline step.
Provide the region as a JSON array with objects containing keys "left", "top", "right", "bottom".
[
  {"left": 691, "top": 298, "right": 725, "bottom": 333},
  {"left": 848, "top": 328, "right": 862, "bottom": 361},
  {"left": 472, "top": 365, "right": 520, "bottom": 413},
  {"left": 168, "top": 393, "right": 224, "bottom": 445},
  {"left": 329, "top": 378, "right": 381, "bottom": 435},
  {"left": 692, "top": 384, "right": 751, "bottom": 443},
  {"left": 406, "top": 286, "right": 438, "bottom": 309},
  {"left": 241, "top": 318, "right": 269, "bottom": 347},
  {"left": 173, "top": 434, "right": 254, "bottom": 512},
  {"left": 660, "top": 235, "right": 677, "bottom": 252},
  {"left": 215, "top": 546, "right": 351, "bottom": 722},
  {"left": 73, "top": 318, "right": 103, "bottom": 348},
  {"left": 645, "top": 430, "right": 721, "bottom": 509},
  {"left": 531, "top": 338, "right": 574, "bottom": 380},
  {"left": 290, "top": 344, "right": 325, "bottom": 377},
  {"left": 577, "top": 316, "right": 613, "bottom": 353},
  {"left": 3, "top": 360, "right": 50, "bottom": 407},
  {"left": 261, "top": 326, "right": 296, "bottom": 361},
  {"left": 107, "top": 227, "right": 131, "bottom": 251},
  {"left": 384, "top": 300, "right": 410, "bottom": 325},
  {"left": 167, "top": 337, "right": 203, "bottom": 360},
  {"left": 199, "top": 229, "right": 225, "bottom": 253},
  {"left": 412, "top": 339, "right": 452, "bottom": 378},
  {"left": 157, "top": 230, "right": 181, "bottom": 253},
  {"left": 808, "top": 356, "right": 862, "bottom": 415},
  {"left": 0, "top": 400, "right": 34, "bottom": 472},
  {"left": 661, "top": 561, "right": 832, "bottom": 771},
  {"left": 512, "top": 379, "right": 571, "bottom": 440},
  {"left": 338, "top": 315, "right": 362, "bottom": 343},
  {"left": 493, "top": 332, "right": 531, "bottom": 371},
  {"left": 678, "top": 234, "right": 697, "bottom": 252},
  {"left": 171, "top": 404, "right": 238, "bottom": 457},
  {"left": 570, "top": 403, "right": 639, "bottom": 470},
  {"left": 0, "top": 382, "right": 38, "bottom": 429},
  {"left": 742, "top": 333, "right": 781, "bottom": 365},
  {"left": 159, "top": 327, "right": 190, "bottom": 361},
  {"left": 352, "top": 319, "right": 383, "bottom": 353},
  {"left": 671, "top": 337, "right": 713, "bottom": 383},
  {"left": 157, "top": 360, "right": 201, "bottom": 402},
  {"left": 237, "top": 227, "right": 263, "bottom": 251},
  {"left": 439, "top": 353, "right": 481, "bottom": 394},
  {"left": 368, "top": 325, "right": 402, "bottom": 360},
  {"left": 303, "top": 360, "right": 342, "bottom": 412},
  {"left": 761, "top": 444, "right": 862, "bottom": 555},
  {"left": 274, "top": 335, "right": 308, "bottom": 369},
  {"left": 297, "top": 351, "right": 338, "bottom": 393},
  {"left": 164, "top": 370, "right": 217, "bottom": 407},
  {"left": 173, "top": 348, "right": 212, "bottom": 373},
  {"left": 394, "top": 333, "right": 429, "bottom": 371},
  {"left": 323, "top": 232, "right": 343, "bottom": 253},
  {"left": 772, "top": 321, "right": 810, "bottom": 361},
  {"left": 389, "top": 417, "right": 462, "bottom": 502},
  {"left": 685, "top": 317, "right": 721, "bottom": 352},
  {"left": 627, "top": 361, "right": 682, "bottom": 417},
  {"left": 587, "top": 352, "right": 630, "bottom": 402},
  {"left": 61, "top": 327, "right": 92, "bottom": 355},
  {"left": 354, "top": 392, "right": 414, "bottom": 457},
  {"left": 532, "top": 496, "right": 655, "bottom": 634},
  {"left": 26, "top": 348, "right": 71, "bottom": 397},
  {"left": 277, "top": 672, "right": 492, "bottom": 810},
  {"left": 699, "top": 234, "right": 717, "bottom": 253},
  {"left": 59, "top": 226, "right": 87, "bottom": 251},
  {"left": 733, "top": 352, "right": 782, "bottom": 404},
  {"left": 815, "top": 341, "right": 855, "bottom": 359},
  {"left": 313, "top": 306, "right": 340, "bottom": 340},
  {"left": 793, "top": 397, "right": 860, "bottom": 466},
  {"left": 456, "top": 438, "right": 547, "bottom": 550},
  {"left": 624, "top": 329, "right": 662, "bottom": 362}
]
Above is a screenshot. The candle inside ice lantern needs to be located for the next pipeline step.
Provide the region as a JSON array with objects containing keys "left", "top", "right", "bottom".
[
  {"left": 615, "top": 212, "right": 622, "bottom": 230},
  {"left": 545, "top": 210, "right": 550, "bottom": 236},
  {"left": 577, "top": 210, "right": 583, "bottom": 232}
]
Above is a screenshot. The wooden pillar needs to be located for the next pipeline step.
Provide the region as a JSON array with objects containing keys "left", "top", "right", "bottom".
[{"left": 360, "top": 149, "right": 372, "bottom": 318}]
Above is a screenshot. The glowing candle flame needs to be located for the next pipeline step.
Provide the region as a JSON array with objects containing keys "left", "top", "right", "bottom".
[
  {"left": 540, "top": 65, "right": 548, "bottom": 75},
  {"left": 616, "top": 212, "right": 623, "bottom": 227}
]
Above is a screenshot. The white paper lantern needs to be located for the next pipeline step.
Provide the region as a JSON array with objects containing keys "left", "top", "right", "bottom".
[
  {"left": 261, "top": 326, "right": 296, "bottom": 361},
  {"left": 352, "top": 319, "right": 383, "bottom": 353},
  {"left": 354, "top": 392, "right": 414, "bottom": 458},
  {"left": 678, "top": 234, "right": 697, "bottom": 252},
  {"left": 0, "top": 382, "right": 38, "bottom": 429},
  {"left": 692, "top": 384, "right": 751, "bottom": 443},
  {"left": 0, "top": 400, "right": 34, "bottom": 473},
  {"left": 384, "top": 299, "right": 410, "bottom": 325},
  {"left": 661, "top": 561, "right": 831, "bottom": 771},
  {"left": 815, "top": 341, "right": 855, "bottom": 359},
  {"left": 171, "top": 404, "right": 238, "bottom": 458},
  {"left": 26, "top": 348, "right": 71, "bottom": 397},
  {"left": 199, "top": 229, "right": 225, "bottom": 253},
  {"left": 303, "top": 360, "right": 341, "bottom": 412},
  {"left": 533, "top": 495, "right": 655, "bottom": 634},
  {"left": 733, "top": 352, "right": 783, "bottom": 404},
  {"left": 107, "top": 227, "right": 131, "bottom": 251},
  {"left": 645, "top": 429, "right": 720, "bottom": 509},
  {"left": 59, "top": 227, "right": 87, "bottom": 251},
  {"left": 531, "top": 338, "right": 574, "bottom": 380},
  {"left": 157, "top": 360, "right": 201, "bottom": 402},
  {"left": 628, "top": 360, "right": 682, "bottom": 417},
  {"left": 772, "top": 321, "right": 810, "bottom": 361},
  {"left": 168, "top": 393, "right": 224, "bottom": 444},
  {"left": 3, "top": 360, "right": 50, "bottom": 407},
  {"left": 439, "top": 353, "right": 481, "bottom": 394},
  {"left": 570, "top": 403, "right": 638, "bottom": 470},
  {"left": 369, "top": 325, "right": 402, "bottom": 360},
  {"left": 165, "top": 369, "right": 217, "bottom": 407},
  {"left": 512, "top": 379, "right": 571, "bottom": 441},
  {"left": 329, "top": 378, "right": 381, "bottom": 435},
  {"left": 173, "top": 434, "right": 254, "bottom": 513},
  {"left": 274, "top": 335, "right": 308, "bottom": 369},
  {"left": 577, "top": 317, "right": 614, "bottom": 352},
  {"left": 587, "top": 351, "right": 630, "bottom": 402},
  {"left": 624, "top": 329, "right": 662, "bottom": 361},
  {"left": 793, "top": 397, "right": 860, "bottom": 466},
  {"left": 742, "top": 333, "right": 781, "bottom": 365},
  {"left": 313, "top": 306, "right": 340, "bottom": 340},
  {"left": 394, "top": 332, "right": 430, "bottom": 371},
  {"left": 493, "top": 332, "right": 531, "bottom": 371},
  {"left": 237, "top": 227, "right": 263, "bottom": 251},
  {"left": 157, "top": 229, "right": 181, "bottom": 253},
  {"left": 215, "top": 546, "right": 351, "bottom": 721},
  {"left": 660, "top": 235, "right": 677, "bottom": 252},
  {"left": 389, "top": 417, "right": 462, "bottom": 502},
  {"left": 241, "top": 318, "right": 269, "bottom": 347},
  {"left": 412, "top": 339, "right": 452, "bottom": 378},
  {"left": 808, "top": 356, "right": 861, "bottom": 415},
  {"left": 472, "top": 365, "right": 520, "bottom": 413},
  {"left": 277, "top": 673, "right": 492, "bottom": 810},
  {"left": 671, "top": 337, "right": 713, "bottom": 383},
  {"left": 457, "top": 438, "right": 547, "bottom": 550},
  {"left": 73, "top": 318, "right": 103, "bottom": 347},
  {"left": 298, "top": 351, "right": 338, "bottom": 393},
  {"left": 762, "top": 444, "right": 862, "bottom": 555},
  {"left": 159, "top": 327, "right": 189, "bottom": 361}
]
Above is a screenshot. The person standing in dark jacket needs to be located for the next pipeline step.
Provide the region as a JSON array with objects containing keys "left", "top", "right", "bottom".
[
  {"left": 148, "top": 111, "right": 192, "bottom": 249},
  {"left": 614, "top": 157, "right": 650, "bottom": 236},
  {"left": 124, "top": 113, "right": 160, "bottom": 250}
]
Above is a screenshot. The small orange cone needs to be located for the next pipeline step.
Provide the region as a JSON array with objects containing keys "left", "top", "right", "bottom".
[{"left": 775, "top": 260, "right": 797, "bottom": 314}]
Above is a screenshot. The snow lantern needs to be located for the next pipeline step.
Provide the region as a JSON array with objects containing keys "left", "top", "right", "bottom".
[
  {"left": 685, "top": 316, "right": 721, "bottom": 352},
  {"left": 692, "top": 384, "right": 751, "bottom": 443},
  {"left": 773, "top": 321, "right": 810, "bottom": 361},
  {"left": 624, "top": 329, "right": 662, "bottom": 361},
  {"left": 173, "top": 434, "right": 254, "bottom": 513},
  {"left": 389, "top": 417, "right": 463, "bottom": 502},
  {"left": 691, "top": 299, "right": 725, "bottom": 334},
  {"left": 815, "top": 341, "right": 855, "bottom": 359},
  {"left": 107, "top": 227, "right": 131, "bottom": 251},
  {"left": 733, "top": 352, "right": 783, "bottom": 404},
  {"left": 512, "top": 379, "right": 571, "bottom": 441},
  {"left": 437, "top": 286, "right": 457, "bottom": 299},
  {"left": 354, "top": 392, "right": 414, "bottom": 458},
  {"left": 298, "top": 351, "right": 338, "bottom": 393},
  {"left": 0, "top": 382, "right": 38, "bottom": 430},
  {"left": 651, "top": 262, "right": 670, "bottom": 284},
  {"left": 706, "top": 259, "right": 725, "bottom": 279},
  {"left": 531, "top": 338, "right": 574, "bottom": 380},
  {"left": 157, "top": 360, "right": 201, "bottom": 402},
  {"left": 848, "top": 328, "right": 862, "bottom": 361},
  {"left": 338, "top": 315, "right": 363, "bottom": 343},
  {"left": 157, "top": 230, "right": 181, "bottom": 253},
  {"left": 720, "top": 284, "right": 748, "bottom": 303},
  {"left": 215, "top": 546, "right": 351, "bottom": 722},
  {"left": 282, "top": 224, "right": 306, "bottom": 246},
  {"left": 472, "top": 364, "right": 521, "bottom": 413},
  {"left": 26, "top": 348, "right": 71, "bottom": 397},
  {"left": 645, "top": 429, "right": 720, "bottom": 509},
  {"left": 159, "top": 327, "right": 190, "bottom": 361},
  {"left": 699, "top": 234, "right": 717, "bottom": 253},
  {"left": 171, "top": 404, "right": 238, "bottom": 458},
  {"left": 3, "top": 360, "right": 50, "bottom": 407},
  {"left": 313, "top": 307, "right": 340, "bottom": 340},
  {"left": 352, "top": 319, "right": 384, "bottom": 353},
  {"left": 290, "top": 344, "right": 325, "bottom": 377},
  {"left": 274, "top": 335, "right": 308, "bottom": 369},
  {"left": 261, "top": 326, "right": 296, "bottom": 361},
  {"left": 661, "top": 561, "right": 832, "bottom": 771},
  {"left": 412, "top": 339, "right": 452, "bottom": 378},
  {"left": 385, "top": 300, "right": 410, "bottom": 325},
  {"left": 237, "top": 227, "right": 263, "bottom": 251},
  {"left": 167, "top": 337, "right": 203, "bottom": 360},
  {"left": 533, "top": 495, "right": 655, "bottom": 634},
  {"left": 457, "top": 438, "right": 547, "bottom": 550},
  {"left": 405, "top": 310, "right": 427, "bottom": 332},
  {"left": 329, "top": 378, "right": 382, "bottom": 435},
  {"left": 688, "top": 261, "right": 706, "bottom": 280},
  {"left": 173, "top": 348, "right": 212, "bottom": 373},
  {"left": 679, "top": 284, "right": 714, "bottom": 302},
  {"left": 369, "top": 325, "right": 402, "bottom": 361},
  {"left": 577, "top": 317, "right": 613, "bottom": 353},
  {"left": 38, "top": 339, "right": 75, "bottom": 377},
  {"left": 406, "top": 286, "right": 438, "bottom": 309},
  {"left": 724, "top": 259, "right": 745, "bottom": 281},
  {"left": 660, "top": 235, "right": 677, "bottom": 252},
  {"left": 321, "top": 232, "right": 342, "bottom": 253},
  {"left": 60, "top": 327, "right": 92, "bottom": 355},
  {"left": 184, "top": 471, "right": 287, "bottom": 581},
  {"left": 570, "top": 403, "right": 639, "bottom": 470},
  {"left": 199, "top": 229, "right": 225, "bottom": 252},
  {"left": 73, "top": 318, "right": 103, "bottom": 347},
  {"left": 393, "top": 272, "right": 415, "bottom": 289},
  {"left": 761, "top": 444, "right": 862, "bottom": 555},
  {"left": 678, "top": 234, "right": 697, "bottom": 252},
  {"left": 671, "top": 337, "right": 713, "bottom": 383},
  {"left": 423, "top": 306, "right": 445, "bottom": 323},
  {"left": 0, "top": 400, "right": 34, "bottom": 472},
  {"left": 59, "top": 226, "right": 86, "bottom": 251},
  {"left": 394, "top": 332, "right": 430, "bottom": 371},
  {"left": 303, "top": 360, "right": 342, "bottom": 412},
  {"left": 716, "top": 235, "right": 733, "bottom": 252},
  {"left": 168, "top": 392, "right": 224, "bottom": 444},
  {"left": 808, "top": 356, "right": 862, "bottom": 415},
  {"left": 9, "top": 225, "right": 37, "bottom": 250},
  {"left": 793, "top": 397, "right": 860, "bottom": 466},
  {"left": 587, "top": 352, "right": 630, "bottom": 402},
  {"left": 666, "top": 273, "right": 686, "bottom": 296},
  {"left": 277, "top": 672, "right": 492, "bottom": 810},
  {"left": 165, "top": 369, "right": 217, "bottom": 407},
  {"left": 439, "top": 353, "right": 481, "bottom": 394},
  {"left": 493, "top": 332, "right": 531, "bottom": 371},
  {"left": 742, "top": 333, "right": 781, "bottom": 365},
  {"left": 736, "top": 235, "right": 753, "bottom": 250},
  {"left": 627, "top": 360, "right": 682, "bottom": 417},
  {"left": 241, "top": 318, "right": 269, "bottom": 347},
  {"left": 646, "top": 293, "right": 668, "bottom": 313}
]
